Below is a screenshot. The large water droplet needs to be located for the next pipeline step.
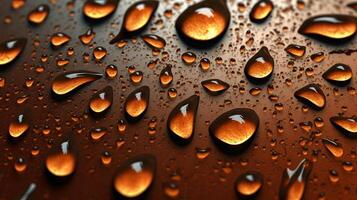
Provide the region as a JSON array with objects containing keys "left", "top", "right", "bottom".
[
  {"left": 322, "top": 138, "right": 344, "bottom": 158},
  {"left": 322, "top": 63, "right": 352, "bottom": 86},
  {"left": 244, "top": 46, "right": 274, "bottom": 84},
  {"left": 235, "top": 172, "right": 263, "bottom": 198},
  {"left": 0, "top": 38, "right": 26, "bottom": 66},
  {"left": 298, "top": 15, "right": 357, "bottom": 42},
  {"left": 124, "top": 86, "right": 150, "bottom": 122},
  {"left": 51, "top": 71, "right": 102, "bottom": 96},
  {"left": 110, "top": 1, "right": 159, "bottom": 44},
  {"left": 209, "top": 108, "right": 259, "bottom": 153},
  {"left": 113, "top": 154, "right": 156, "bottom": 198},
  {"left": 167, "top": 95, "right": 199, "bottom": 144},
  {"left": 83, "top": 0, "right": 119, "bottom": 20},
  {"left": 89, "top": 86, "right": 113, "bottom": 114},
  {"left": 294, "top": 84, "right": 326, "bottom": 110},
  {"left": 142, "top": 34, "right": 166, "bottom": 49},
  {"left": 9, "top": 114, "right": 29, "bottom": 138},
  {"left": 159, "top": 65, "right": 173, "bottom": 88},
  {"left": 330, "top": 116, "right": 357, "bottom": 137},
  {"left": 285, "top": 44, "right": 306, "bottom": 58},
  {"left": 28, "top": 4, "right": 50, "bottom": 25},
  {"left": 201, "top": 79, "right": 230, "bottom": 96},
  {"left": 249, "top": 0, "right": 273, "bottom": 23},
  {"left": 175, "top": 0, "right": 230, "bottom": 47}
]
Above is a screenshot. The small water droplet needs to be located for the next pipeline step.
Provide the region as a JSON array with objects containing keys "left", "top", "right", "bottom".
[
  {"left": 168, "top": 88, "right": 178, "bottom": 99},
  {"left": 9, "top": 114, "right": 29, "bottom": 138},
  {"left": 159, "top": 65, "right": 173, "bottom": 88},
  {"left": 199, "top": 58, "right": 210, "bottom": 71},
  {"left": 51, "top": 32, "right": 71, "bottom": 47},
  {"left": 244, "top": 46, "right": 274, "bottom": 84},
  {"left": 130, "top": 71, "right": 144, "bottom": 85},
  {"left": 294, "top": 84, "right": 326, "bottom": 110},
  {"left": 310, "top": 52, "right": 325, "bottom": 63},
  {"left": 285, "top": 44, "right": 306, "bottom": 58},
  {"left": 83, "top": 0, "right": 119, "bottom": 20},
  {"left": 90, "top": 127, "right": 107, "bottom": 141},
  {"left": 27, "top": 4, "right": 50, "bottom": 25},
  {"left": 182, "top": 52, "right": 196, "bottom": 65},
  {"left": 322, "top": 63, "right": 352, "bottom": 86},
  {"left": 142, "top": 34, "right": 166, "bottom": 49},
  {"left": 163, "top": 182, "right": 180, "bottom": 198},
  {"left": 235, "top": 172, "right": 263, "bottom": 198},
  {"left": 201, "top": 79, "right": 230, "bottom": 96},
  {"left": 93, "top": 46, "right": 107, "bottom": 60},
  {"left": 0, "top": 38, "right": 27, "bottom": 66},
  {"left": 105, "top": 64, "right": 118, "bottom": 79},
  {"left": 79, "top": 28, "right": 95, "bottom": 45},
  {"left": 12, "top": 0, "right": 25, "bottom": 10},
  {"left": 89, "top": 86, "right": 113, "bottom": 114},
  {"left": 124, "top": 86, "right": 150, "bottom": 122},
  {"left": 330, "top": 116, "right": 357, "bottom": 137},
  {"left": 14, "top": 157, "right": 27, "bottom": 173},
  {"left": 322, "top": 138, "right": 343, "bottom": 158},
  {"left": 249, "top": 0, "right": 273, "bottom": 23},
  {"left": 101, "top": 151, "right": 112, "bottom": 165}
]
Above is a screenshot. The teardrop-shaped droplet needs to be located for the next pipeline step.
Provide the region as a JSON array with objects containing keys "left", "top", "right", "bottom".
[
  {"left": 110, "top": 1, "right": 159, "bottom": 44},
  {"left": 279, "top": 159, "right": 312, "bottom": 200},
  {"left": 298, "top": 15, "right": 357, "bottom": 42},
  {"left": 142, "top": 34, "right": 166, "bottom": 49},
  {"left": 201, "top": 79, "right": 230, "bottom": 96},
  {"left": 45, "top": 140, "right": 76, "bottom": 178},
  {"left": 244, "top": 46, "right": 274, "bottom": 84},
  {"left": 159, "top": 65, "right": 173, "bottom": 88},
  {"left": 322, "top": 63, "right": 352, "bottom": 86},
  {"left": 175, "top": 0, "right": 230, "bottom": 46},
  {"left": 89, "top": 86, "right": 113, "bottom": 114},
  {"left": 52, "top": 71, "right": 102, "bottom": 96},
  {"left": 113, "top": 154, "right": 156, "bottom": 198},
  {"left": 79, "top": 28, "right": 95, "bottom": 45},
  {"left": 209, "top": 108, "right": 259, "bottom": 152},
  {"left": 167, "top": 95, "right": 199, "bottom": 144},
  {"left": 285, "top": 44, "right": 306, "bottom": 58},
  {"left": 249, "top": 0, "right": 273, "bottom": 23},
  {"left": 93, "top": 46, "right": 107, "bottom": 60},
  {"left": 9, "top": 114, "right": 29, "bottom": 138},
  {"left": 124, "top": 86, "right": 150, "bottom": 122},
  {"left": 322, "top": 138, "right": 344, "bottom": 158},
  {"left": 28, "top": 4, "right": 50, "bottom": 25},
  {"left": 182, "top": 52, "right": 196, "bottom": 65},
  {"left": 83, "top": 0, "right": 119, "bottom": 20},
  {"left": 0, "top": 38, "right": 27, "bottom": 66},
  {"left": 51, "top": 32, "right": 71, "bottom": 47},
  {"left": 235, "top": 172, "right": 263, "bottom": 198},
  {"left": 90, "top": 127, "right": 107, "bottom": 141},
  {"left": 294, "top": 84, "right": 326, "bottom": 110},
  {"left": 330, "top": 116, "right": 357, "bottom": 137}
]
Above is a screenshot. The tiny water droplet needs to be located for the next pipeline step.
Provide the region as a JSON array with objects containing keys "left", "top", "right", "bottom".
[
  {"left": 101, "top": 151, "right": 112, "bottom": 165},
  {"left": 235, "top": 172, "right": 263, "bottom": 198},
  {"left": 201, "top": 79, "right": 230, "bottom": 96},
  {"left": 51, "top": 32, "right": 71, "bottom": 47},
  {"left": 249, "top": 0, "right": 273, "bottom": 23},
  {"left": 322, "top": 63, "right": 352, "bottom": 86},
  {"left": 9, "top": 114, "right": 29, "bottom": 138},
  {"left": 89, "top": 86, "right": 113, "bottom": 114},
  {"left": 28, "top": 4, "right": 50, "bottom": 25},
  {"left": 294, "top": 84, "right": 326, "bottom": 110},
  {"left": 124, "top": 86, "right": 150, "bottom": 122},
  {"left": 322, "top": 138, "right": 343, "bottom": 158},
  {"left": 83, "top": 0, "right": 119, "bottom": 20},
  {"left": 142, "top": 34, "right": 166, "bottom": 49},
  {"left": 0, "top": 38, "right": 26, "bottom": 66},
  {"left": 244, "top": 46, "right": 274, "bottom": 84},
  {"left": 163, "top": 182, "right": 180, "bottom": 198},
  {"left": 159, "top": 65, "right": 173, "bottom": 88},
  {"left": 330, "top": 116, "right": 357, "bottom": 137},
  {"left": 285, "top": 44, "right": 306, "bottom": 58},
  {"left": 182, "top": 52, "right": 196, "bottom": 65}
]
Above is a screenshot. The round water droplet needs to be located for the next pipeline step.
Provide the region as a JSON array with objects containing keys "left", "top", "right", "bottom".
[
  {"left": 105, "top": 64, "right": 118, "bottom": 78},
  {"left": 330, "top": 116, "right": 357, "bottom": 137},
  {"left": 209, "top": 108, "right": 259, "bottom": 153},
  {"left": 14, "top": 158, "right": 27, "bottom": 173},
  {"left": 322, "top": 138, "right": 343, "bottom": 158},
  {"left": 9, "top": 114, "right": 29, "bottom": 138},
  {"left": 83, "top": 0, "right": 119, "bottom": 20},
  {"left": 159, "top": 65, "right": 173, "bottom": 88},
  {"left": 235, "top": 172, "right": 263, "bottom": 198},
  {"left": 90, "top": 127, "right": 107, "bottom": 141},
  {"left": 110, "top": 1, "right": 159, "bottom": 44},
  {"left": 12, "top": 0, "right": 25, "bottom": 10},
  {"left": 79, "top": 28, "right": 95, "bottom": 45},
  {"left": 51, "top": 32, "right": 71, "bottom": 47},
  {"left": 298, "top": 15, "right": 357, "bottom": 42},
  {"left": 28, "top": 4, "right": 50, "bottom": 25},
  {"left": 244, "top": 46, "right": 274, "bottom": 84},
  {"left": 310, "top": 52, "right": 325, "bottom": 63},
  {"left": 322, "top": 63, "right": 352, "bottom": 86},
  {"left": 168, "top": 88, "right": 177, "bottom": 99},
  {"left": 249, "top": 0, "right": 273, "bottom": 23},
  {"left": 113, "top": 154, "right": 156, "bottom": 198},
  {"left": 175, "top": 0, "right": 230, "bottom": 46},
  {"left": 285, "top": 44, "right": 306, "bottom": 58},
  {"left": 51, "top": 70, "right": 102, "bottom": 96},
  {"left": 201, "top": 79, "right": 230, "bottom": 96},
  {"left": 93, "top": 46, "right": 107, "bottom": 60},
  {"left": 0, "top": 38, "right": 26, "bottom": 66},
  {"left": 163, "top": 182, "right": 180, "bottom": 198},
  {"left": 89, "top": 86, "right": 113, "bottom": 114},
  {"left": 294, "top": 84, "right": 326, "bottom": 110},
  {"left": 142, "top": 34, "right": 166, "bottom": 49},
  {"left": 182, "top": 52, "right": 196, "bottom": 65},
  {"left": 167, "top": 95, "right": 199, "bottom": 144},
  {"left": 124, "top": 86, "right": 150, "bottom": 122},
  {"left": 130, "top": 71, "right": 144, "bottom": 85}
]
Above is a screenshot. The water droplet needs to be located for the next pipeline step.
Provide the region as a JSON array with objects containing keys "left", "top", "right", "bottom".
[
  {"left": 168, "top": 88, "right": 178, "bottom": 99},
  {"left": 12, "top": 0, "right": 25, "bottom": 10},
  {"left": 142, "top": 34, "right": 166, "bottom": 49},
  {"left": 113, "top": 154, "right": 156, "bottom": 198},
  {"left": 329, "top": 170, "right": 339, "bottom": 183},
  {"left": 83, "top": 0, "right": 119, "bottom": 20},
  {"left": 298, "top": 15, "right": 357, "bottom": 42},
  {"left": 130, "top": 71, "right": 144, "bottom": 85},
  {"left": 249, "top": 87, "right": 262, "bottom": 96},
  {"left": 199, "top": 58, "right": 210, "bottom": 71},
  {"left": 79, "top": 28, "right": 95, "bottom": 45},
  {"left": 342, "top": 161, "right": 354, "bottom": 172},
  {"left": 322, "top": 138, "right": 343, "bottom": 158},
  {"left": 51, "top": 70, "right": 102, "bottom": 96},
  {"left": 348, "top": 2, "right": 357, "bottom": 11},
  {"left": 90, "top": 127, "right": 107, "bottom": 141},
  {"left": 310, "top": 52, "right": 325, "bottom": 63},
  {"left": 201, "top": 79, "right": 230, "bottom": 96},
  {"left": 101, "top": 151, "right": 112, "bottom": 165},
  {"left": 105, "top": 64, "right": 118, "bottom": 78},
  {"left": 163, "top": 182, "right": 180, "bottom": 198},
  {"left": 294, "top": 84, "right": 326, "bottom": 110},
  {"left": 249, "top": 0, "right": 273, "bottom": 23},
  {"left": 285, "top": 44, "right": 306, "bottom": 58},
  {"left": 322, "top": 63, "right": 352, "bottom": 86},
  {"left": 175, "top": 0, "right": 230, "bottom": 46},
  {"left": 195, "top": 147, "right": 210, "bottom": 159},
  {"left": 209, "top": 108, "right": 259, "bottom": 153},
  {"left": 93, "top": 46, "right": 107, "bottom": 60},
  {"left": 235, "top": 172, "right": 263, "bottom": 198},
  {"left": 244, "top": 46, "right": 274, "bottom": 84},
  {"left": 14, "top": 158, "right": 27, "bottom": 173},
  {"left": 89, "top": 86, "right": 113, "bottom": 114},
  {"left": 124, "top": 86, "right": 150, "bottom": 122},
  {"left": 330, "top": 116, "right": 357, "bottom": 137},
  {"left": 27, "top": 4, "right": 50, "bottom": 25},
  {"left": 117, "top": 119, "right": 127, "bottom": 133},
  {"left": 9, "top": 114, "right": 29, "bottom": 138},
  {"left": 51, "top": 32, "right": 71, "bottom": 47},
  {"left": 279, "top": 159, "right": 312, "bottom": 200},
  {"left": 167, "top": 95, "right": 199, "bottom": 144},
  {"left": 110, "top": 1, "right": 159, "bottom": 44},
  {"left": 159, "top": 65, "right": 173, "bottom": 88},
  {"left": 182, "top": 52, "right": 196, "bottom": 65},
  {"left": 0, "top": 38, "right": 26, "bottom": 66}
]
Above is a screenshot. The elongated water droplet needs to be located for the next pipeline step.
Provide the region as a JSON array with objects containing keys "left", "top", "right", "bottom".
[
  {"left": 79, "top": 28, "right": 95, "bottom": 45},
  {"left": 83, "top": 0, "right": 119, "bottom": 20},
  {"left": 89, "top": 86, "right": 113, "bottom": 114},
  {"left": 201, "top": 79, "right": 230, "bottom": 96},
  {"left": 51, "top": 32, "right": 71, "bottom": 47},
  {"left": 124, "top": 86, "right": 150, "bottom": 122},
  {"left": 159, "top": 65, "right": 173, "bottom": 88},
  {"left": 285, "top": 44, "right": 306, "bottom": 58},
  {"left": 90, "top": 127, "right": 107, "bottom": 141},
  {"left": 322, "top": 63, "right": 352, "bottom": 86},
  {"left": 110, "top": 1, "right": 159, "bottom": 44},
  {"left": 52, "top": 70, "right": 102, "bottom": 96},
  {"left": 209, "top": 108, "right": 259, "bottom": 153},
  {"left": 113, "top": 154, "right": 156, "bottom": 198},
  {"left": 28, "top": 4, "right": 50, "bottom": 25},
  {"left": 182, "top": 52, "right": 196, "bottom": 65},
  {"left": 298, "top": 15, "right": 357, "bottom": 42},
  {"left": 244, "top": 46, "right": 274, "bottom": 84},
  {"left": 0, "top": 38, "right": 26, "bottom": 66},
  {"left": 235, "top": 172, "right": 263, "bottom": 198},
  {"left": 9, "top": 114, "right": 29, "bottom": 138},
  {"left": 167, "top": 95, "right": 199, "bottom": 144},
  {"left": 142, "top": 34, "right": 166, "bottom": 49},
  {"left": 175, "top": 0, "right": 230, "bottom": 46},
  {"left": 322, "top": 138, "right": 343, "bottom": 158},
  {"left": 330, "top": 116, "right": 357, "bottom": 137},
  {"left": 279, "top": 159, "right": 312, "bottom": 200},
  {"left": 294, "top": 84, "right": 326, "bottom": 110},
  {"left": 249, "top": 0, "right": 273, "bottom": 23}
]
